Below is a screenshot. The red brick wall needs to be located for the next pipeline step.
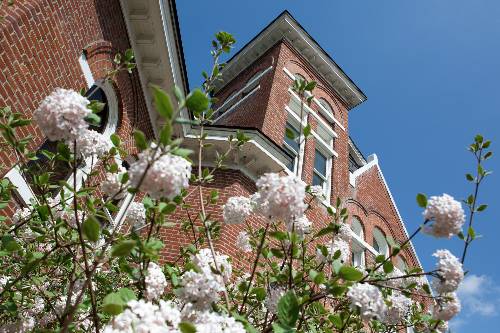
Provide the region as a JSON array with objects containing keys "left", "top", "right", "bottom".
[{"left": 0, "top": 0, "right": 153, "bottom": 216}]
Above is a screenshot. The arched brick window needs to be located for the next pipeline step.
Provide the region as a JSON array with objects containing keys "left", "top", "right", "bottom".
[
  {"left": 351, "top": 217, "right": 365, "bottom": 268},
  {"left": 372, "top": 227, "right": 389, "bottom": 257}
]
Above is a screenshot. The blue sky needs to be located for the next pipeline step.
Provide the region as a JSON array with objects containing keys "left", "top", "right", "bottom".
[{"left": 176, "top": 1, "right": 500, "bottom": 331}]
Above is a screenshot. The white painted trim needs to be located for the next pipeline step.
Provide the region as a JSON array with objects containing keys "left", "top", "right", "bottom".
[
  {"left": 214, "top": 65, "right": 273, "bottom": 115},
  {"left": 213, "top": 85, "right": 261, "bottom": 123},
  {"left": 350, "top": 154, "right": 427, "bottom": 277},
  {"left": 78, "top": 53, "right": 94, "bottom": 89},
  {"left": 283, "top": 67, "right": 345, "bottom": 131},
  {"left": 288, "top": 88, "right": 338, "bottom": 139},
  {"left": 283, "top": 16, "right": 365, "bottom": 104},
  {"left": 4, "top": 166, "right": 36, "bottom": 206}
]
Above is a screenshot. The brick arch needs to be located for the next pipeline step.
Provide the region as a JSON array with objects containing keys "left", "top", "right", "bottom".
[
  {"left": 285, "top": 59, "right": 316, "bottom": 82},
  {"left": 314, "top": 85, "right": 346, "bottom": 126}
]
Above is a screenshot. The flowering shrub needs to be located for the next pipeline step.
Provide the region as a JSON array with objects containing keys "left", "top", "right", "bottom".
[{"left": 0, "top": 31, "right": 493, "bottom": 333}]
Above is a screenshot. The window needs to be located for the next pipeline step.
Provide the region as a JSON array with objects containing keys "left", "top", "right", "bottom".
[
  {"left": 396, "top": 256, "right": 409, "bottom": 273},
  {"left": 86, "top": 84, "right": 110, "bottom": 133},
  {"left": 313, "top": 149, "right": 328, "bottom": 191},
  {"left": 351, "top": 217, "right": 365, "bottom": 268},
  {"left": 214, "top": 90, "right": 238, "bottom": 120},
  {"left": 294, "top": 73, "right": 306, "bottom": 82},
  {"left": 372, "top": 228, "right": 389, "bottom": 257},
  {"left": 283, "top": 123, "right": 300, "bottom": 172},
  {"left": 318, "top": 98, "right": 334, "bottom": 116}
]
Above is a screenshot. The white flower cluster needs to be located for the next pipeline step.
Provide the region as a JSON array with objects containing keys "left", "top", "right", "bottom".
[
  {"left": 236, "top": 231, "right": 252, "bottom": 253},
  {"left": 192, "top": 248, "right": 232, "bottom": 283},
  {"left": 12, "top": 207, "right": 31, "bottom": 224},
  {"left": 254, "top": 173, "right": 307, "bottom": 222},
  {"left": 432, "top": 249, "right": 463, "bottom": 294},
  {"left": 101, "top": 170, "right": 127, "bottom": 199},
  {"left": 347, "top": 283, "right": 387, "bottom": 321},
  {"left": 423, "top": 194, "right": 465, "bottom": 238},
  {"left": 129, "top": 147, "right": 191, "bottom": 200},
  {"left": 316, "top": 239, "right": 350, "bottom": 264},
  {"left": 145, "top": 262, "right": 168, "bottom": 301},
  {"left": 67, "top": 129, "right": 111, "bottom": 159},
  {"left": 433, "top": 293, "right": 461, "bottom": 321},
  {"left": 103, "top": 299, "right": 181, "bottom": 333},
  {"left": 125, "top": 202, "right": 146, "bottom": 229},
  {"left": 265, "top": 284, "right": 286, "bottom": 314},
  {"left": 289, "top": 216, "right": 312, "bottom": 239},
  {"left": 193, "top": 311, "right": 246, "bottom": 333},
  {"left": 0, "top": 276, "right": 8, "bottom": 293},
  {"left": 309, "top": 185, "right": 324, "bottom": 198},
  {"left": 222, "top": 196, "right": 252, "bottom": 224},
  {"left": 337, "top": 223, "right": 352, "bottom": 242},
  {"left": 33, "top": 88, "right": 91, "bottom": 141},
  {"left": 384, "top": 292, "right": 413, "bottom": 325},
  {"left": 177, "top": 270, "right": 225, "bottom": 309}
]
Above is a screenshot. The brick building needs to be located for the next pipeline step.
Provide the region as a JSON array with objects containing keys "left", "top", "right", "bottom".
[{"left": 0, "top": 2, "right": 422, "bottom": 289}]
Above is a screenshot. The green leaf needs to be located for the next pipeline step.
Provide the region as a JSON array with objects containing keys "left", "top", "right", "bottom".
[
  {"left": 468, "top": 226, "right": 476, "bottom": 240},
  {"left": 117, "top": 288, "right": 136, "bottom": 303},
  {"left": 152, "top": 85, "right": 174, "bottom": 120},
  {"left": 179, "top": 322, "right": 196, "bottom": 333},
  {"left": 82, "top": 216, "right": 100, "bottom": 242},
  {"left": 252, "top": 287, "right": 266, "bottom": 301},
  {"left": 110, "top": 134, "right": 121, "bottom": 147},
  {"left": 186, "top": 89, "right": 209, "bottom": 115},
  {"left": 174, "top": 86, "right": 185, "bottom": 103},
  {"left": 375, "top": 255, "right": 386, "bottom": 263},
  {"left": 285, "top": 127, "right": 296, "bottom": 140},
  {"left": 272, "top": 322, "right": 294, "bottom": 333},
  {"left": 383, "top": 261, "right": 394, "bottom": 274},
  {"left": 416, "top": 193, "right": 427, "bottom": 208},
  {"left": 303, "top": 124, "right": 311, "bottom": 137},
  {"left": 2, "top": 235, "right": 21, "bottom": 252},
  {"left": 466, "top": 173, "right": 474, "bottom": 182},
  {"left": 277, "top": 291, "right": 299, "bottom": 328},
  {"left": 133, "top": 130, "right": 148, "bottom": 151},
  {"left": 102, "top": 293, "right": 125, "bottom": 315},
  {"left": 477, "top": 204, "right": 488, "bottom": 212},
  {"left": 339, "top": 266, "right": 363, "bottom": 281},
  {"left": 305, "top": 81, "right": 317, "bottom": 91},
  {"left": 84, "top": 113, "right": 101, "bottom": 126},
  {"left": 111, "top": 240, "right": 136, "bottom": 257}
]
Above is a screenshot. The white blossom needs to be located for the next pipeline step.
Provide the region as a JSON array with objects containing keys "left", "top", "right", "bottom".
[
  {"left": 433, "top": 293, "right": 461, "bottom": 321},
  {"left": 316, "top": 239, "right": 350, "bottom": 264},
  {"left": 128, "top": 147, "right": 191, "bottom": 200},
  {"left": 309, "top": 185, "right": 324, "bottom": 198},
  {"left": 0, "top": 276, "right": 8, "bottom": 294},
  {"left": 254, "top": 173, "right": 307, "bottom": 222},
  {"left": 12, "top": 207, "right": 31, "bottom": 224},
  {"left": 222, "top": 196, "right": 252, "bottom": 224},
  {"left": 145, "top": 262, "right": 168, "bottom": 301},
  {"left": 289, "top": 215, "right": 311, "bottom": 239},
  {"left": 125, "top": 202, "right": 146, "bottom": 229},
  {"left": 337, "top": 223, "right": 352, "bottom": 242},
  {"left": 191, "top": 248, "right": 232, "bottom": 283},
  {"left": 103, "top": 299, "right": 181, "bottom": 333},
  {"left": 265, "top": 284, "right": 286, "bottom": 314},
  {"left": 33, "top": 88, "right": 91, "bottom": 141},
  {"left": 347, "top": 283, "right": 387, "bottom": 321},
  {"left": 384, "top": 292, "right": 413, "bottom": 325},
  {"left": 193, "top": 311, "right": 246, "bottom": 333},
  {"left": 432, "top": 249, "right": 463, "bottom": 294},
  {"left": 101, "top": 172, "right": 127, "bottom": 199},
  {"left": 236, "top": 231, "right": 252, "bottom": 253},
  {"left": 68, "top": 129, "right": 111, "bottom": 158},
  {"left": 423, "top": 194, "right": 465, "bottom": 238},
  {"left": 177, "top": 270, "right": 224, "bottom": 309}
]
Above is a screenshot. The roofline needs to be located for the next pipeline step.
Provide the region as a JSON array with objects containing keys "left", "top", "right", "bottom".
[
  {"left": 216, "top": 10, "right": 367, "bottom": 110},
  {"left": 169, "top": 0, "right": 190, "bottom": 95}
]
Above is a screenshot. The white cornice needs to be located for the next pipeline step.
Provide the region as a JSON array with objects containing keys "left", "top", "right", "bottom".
[{"left": 214, "top": 12, "right": 367, "bottom": 110}]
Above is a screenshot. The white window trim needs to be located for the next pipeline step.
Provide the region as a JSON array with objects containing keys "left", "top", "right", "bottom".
[
  {"left": 312, "top": 148, "right": 332, "bottom": 202},
  {"left": 285, "top": 115, "right": 306, "bottom": 177},
  {"left": 283, "top": 67, "right": 345, "bottom": 131},
  {"left": 78, "top": 53, "right": 94, "bottom": 89},
  {"left": 4, "top": 166, "right": 37, "bottom": 206},
  {"left": 213, "top": 84, "right": 261, "bottom": 123},
  {"left": 288, "top": 88, "right": 338, "bottom": 139}
]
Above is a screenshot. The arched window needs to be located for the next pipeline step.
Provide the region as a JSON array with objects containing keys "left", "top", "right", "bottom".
[
  {"left": 318, "top": 98, "right": 334, "bottom": 117},
  {"left": 294, "top": 73, "right": 306, "bottom": 82},
  {"left": 351, "top": 217, "right": 365, "bottom": 268},
  {"left": 351, "top": 217, "right": 364, "bottom": 240},
  {"left": 396, "top": 256, "right": 409, "bottom": 273},
  {"left": 372, "top": 228, "right": 389, "bottom": 257}
]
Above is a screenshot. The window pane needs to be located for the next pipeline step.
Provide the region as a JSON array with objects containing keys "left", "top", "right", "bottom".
[
  {"left": 85, "top": 85, "right": 109, "bottom": 133},
  {"left": 284, "top": 123, "right": 300, "bottom": 153},
  {"left": 314, "top": 150, "right": 327, "bottom": 175},
  {"left": 312, "top": 172, "right": 323, "bottom": 187},
  {"left": 373, "top": 238, "right": 380, "bottom": 253}
]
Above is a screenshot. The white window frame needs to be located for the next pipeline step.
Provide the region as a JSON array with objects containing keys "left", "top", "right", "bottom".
[
  {"left": 4, "top": 166, "right": 37, "bottom": 207},
  {"left": 373, "top": 227, "right": 390, "bottom": 258},
  {"left": 312, "top": 147, "right": 332, "bottom": 201}
]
